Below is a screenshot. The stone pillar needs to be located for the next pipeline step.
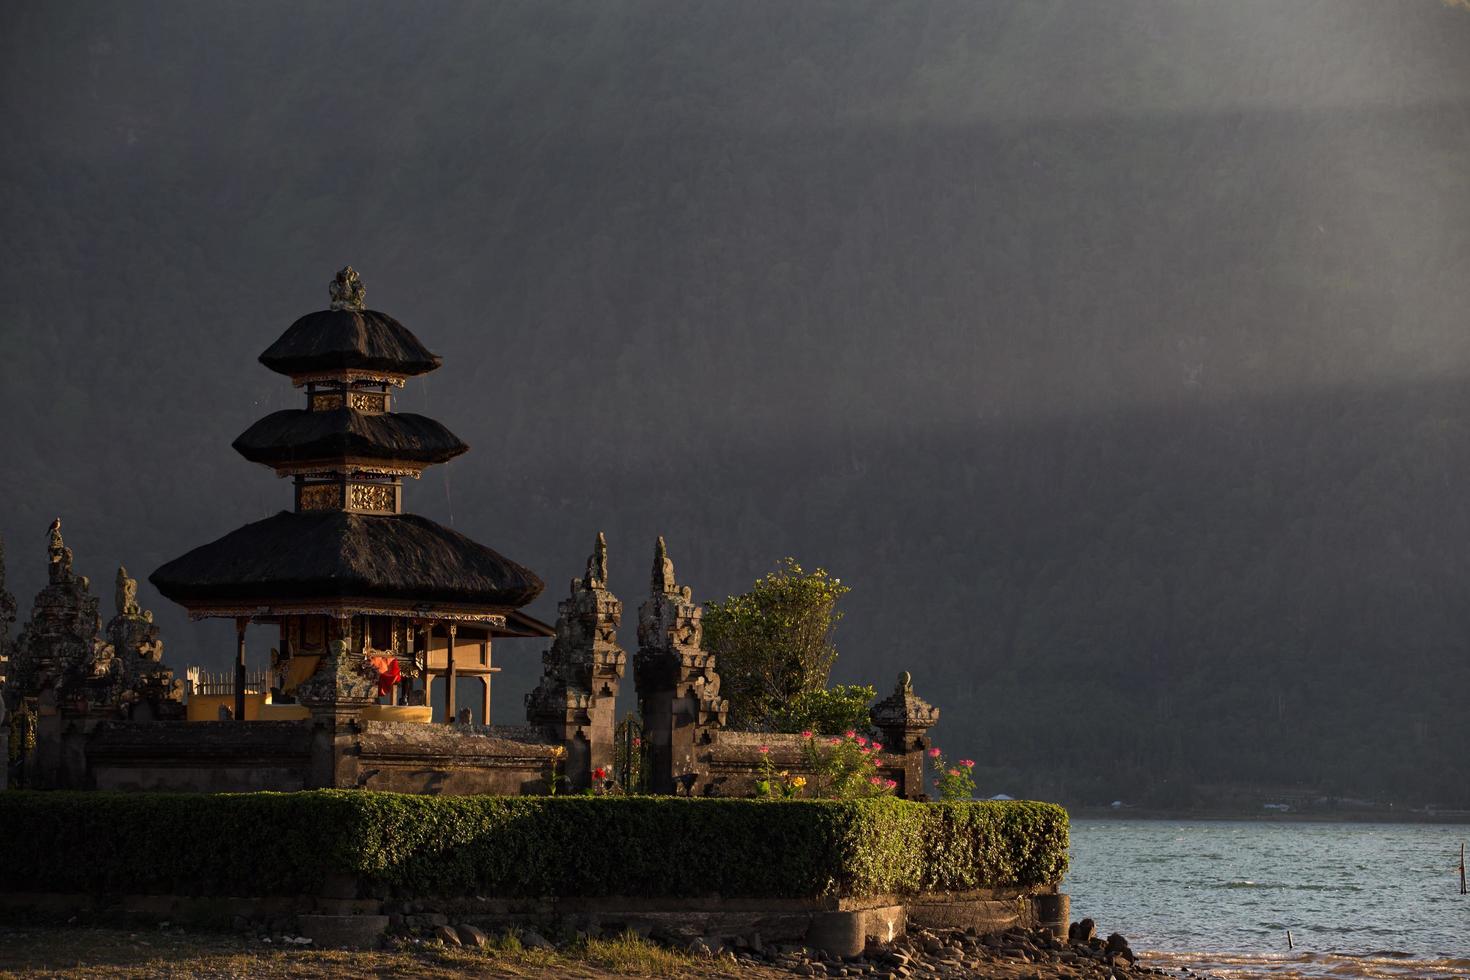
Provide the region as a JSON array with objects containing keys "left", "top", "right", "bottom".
[
  {"left": 297, "top": 618, "right": 380, "bottom": 789},
  {"left": 869, "top": 672, "right": 940, "bottom": 801},
  {"left": 526, "top": 533, "right": 627, "bottom": 791},
  {"left": 633, "top": 537, "right": 727, "bottom": 796},
  {"left": 444, "top": 624, "right": 458, "bottom": 724}
]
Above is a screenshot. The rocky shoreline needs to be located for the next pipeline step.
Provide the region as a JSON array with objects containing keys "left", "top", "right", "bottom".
[{"left": 417, "top": 919, "right": 1202, "bottom": 979}]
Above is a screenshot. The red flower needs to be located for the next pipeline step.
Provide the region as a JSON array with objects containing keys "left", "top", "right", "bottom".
[
  {"left": 855, "top": 736, "right": 868, "bottom": 747},
  {"left": 801, "top": 730, "right": 814, "bottom": 739},
  {"left": 871, "top": 742, "right": 883, "bottom": 753},
  {"left": 592, "top": 767, "right": 607, "bottom": 781},
  {"left": 758, "top": 745, "right": 770, "bottom": 754},
  {"left": 844, "top": 730, "right": 857, "bottom": 740},
  {"left": 960, "top": 759, "right": 975, "bottom": 768},
  {"left": 927, "top": 747, "right": 942, "bottom": 758},
  {"left": 633, "top": 737, "right": 642, "bottom": 747}
]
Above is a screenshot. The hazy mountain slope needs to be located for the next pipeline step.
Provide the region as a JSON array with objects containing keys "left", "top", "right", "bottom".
[{"left": 2, "top": 0, "right": 1469, "bottom": 805}]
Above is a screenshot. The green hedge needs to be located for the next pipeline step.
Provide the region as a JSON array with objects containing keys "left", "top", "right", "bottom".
[{"left": 0, "top": 792, "right": 1067, "bottom": 899}]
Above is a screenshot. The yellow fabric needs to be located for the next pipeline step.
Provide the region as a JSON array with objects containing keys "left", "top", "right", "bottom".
[
  {"left": 363, "top": 704, "right": 433, "bottom": 724},
  {"left": 283, "top": 655, "right": 322, "bottom": 692},
  {"left": 186, "top": 692, "right": 267, "bottom": 722}
]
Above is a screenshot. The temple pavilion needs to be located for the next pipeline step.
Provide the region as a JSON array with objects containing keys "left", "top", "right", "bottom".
[{"left": 151, "top": 267, "right": 552, "bottom": 723}]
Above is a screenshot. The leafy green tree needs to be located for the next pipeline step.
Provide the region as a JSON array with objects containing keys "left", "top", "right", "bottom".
[
  {"left": 772, "top": 685, "right": 877, "bottom": 737},
  {"left": 703, "top": 559, "right": 850, "bottom": 731}
]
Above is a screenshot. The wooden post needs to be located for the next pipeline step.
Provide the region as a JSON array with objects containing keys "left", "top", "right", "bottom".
[
  {"left": 444, "top": 624, "right": 457, "bottom": 724},
  {"left": 234, "top": 617, "right": 248, "bottom": 722},
  {"left": 481, "top": 637, "right": 493, "bottom": 724},
  {"left": 1460, "top": 843, "right": 1466, "bottom": 895}
]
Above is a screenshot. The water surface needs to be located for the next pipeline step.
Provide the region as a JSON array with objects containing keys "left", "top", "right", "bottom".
[{"left": 1067, "top": 819, "right": 1470, "bottom": 978}]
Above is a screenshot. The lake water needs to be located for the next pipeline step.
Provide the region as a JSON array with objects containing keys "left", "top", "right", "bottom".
[{"left": 1067, "top": 819, "right": 1470, "bottom": 979}]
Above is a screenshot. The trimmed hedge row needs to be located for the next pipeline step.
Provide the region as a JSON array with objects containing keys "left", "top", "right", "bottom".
[{"left": 0, "top": 792, "right": 1067, "bottom": 900}]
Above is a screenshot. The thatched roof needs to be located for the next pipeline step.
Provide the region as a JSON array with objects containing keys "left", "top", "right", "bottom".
[
  {"left": 150, "top": 511, "right": 544, "bottom": 609},
  {"left": 259, "top": 309, "right": 442, "bottom": 377},
  {"left": 232, "top": 409, "right": 468, "bottom": 469}
]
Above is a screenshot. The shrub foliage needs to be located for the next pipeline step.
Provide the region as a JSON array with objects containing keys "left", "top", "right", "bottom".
[{"left": 0, "top": 792, "right": 1067, "bottom": 899}]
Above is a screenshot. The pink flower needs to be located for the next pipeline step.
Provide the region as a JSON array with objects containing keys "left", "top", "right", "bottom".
[
  {"left": 871, "top": 742, "right": 883, "bottom": 753},
  {"left": 829, "top": 737, "right": 842, "bottom": 746},
  {"left": 801, "top": 730, "right": 814, "bottom": 739},
  {"left": 860, "top": 747, "right": 871, "bottom": 755},
  {"left": 758, "top": 745, "right": 770, "bottom": 754},
  {"left": 869, "top": 776, "right": 882, "bottom": 785},
  {"left": 844, "top": 730, "right": 857, "bottom": 740},
  {"left": 855, "top": 736, "right": 867, "bottom": 747},
  {"left": 928, "top": 747, "right": 942, "bottom": 758},
  {"left": 885, "top": 779, "right": 898, "bottom": 789},
  {"left": 948, "top": 768, "right": 960, "bottom": 777},
  {"left": 960, "top": 759, "right": 975, "bottom": 768},
  {"left": 633, "top": 737, "right": 642, "bottom": 747}
]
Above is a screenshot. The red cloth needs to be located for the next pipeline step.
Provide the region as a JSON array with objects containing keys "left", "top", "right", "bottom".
[{"left": 370, "top": 656, "right": 402, "bottom": 697}]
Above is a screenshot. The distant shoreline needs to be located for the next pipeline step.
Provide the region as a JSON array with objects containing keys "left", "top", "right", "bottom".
[{"left": 1069, "top": 806, "right": 1470, "bottom": 825}]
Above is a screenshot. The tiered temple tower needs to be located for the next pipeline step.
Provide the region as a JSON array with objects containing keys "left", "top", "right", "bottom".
[{"left": 151, "top": 267, "right": 551, "bottom": 724}]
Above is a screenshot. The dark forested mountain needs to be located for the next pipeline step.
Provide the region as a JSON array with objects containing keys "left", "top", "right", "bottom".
[{"left": 3, "top": 1, "right": 1470, "bottom": 807}]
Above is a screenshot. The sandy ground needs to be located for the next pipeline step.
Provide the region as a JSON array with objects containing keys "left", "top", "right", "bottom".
[{"left": 0, "top": 926, "right": 787, "bottom": 980}]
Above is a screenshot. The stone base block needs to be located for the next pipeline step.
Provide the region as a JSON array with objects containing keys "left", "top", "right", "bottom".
[
  {"left": 296, "top": 914, "right": 389, "bottom": 949},
  {"left": 805, "top": 905, "right": 904, "bottom": 957},
  {"left": 1034, "top": 893, "right": 1069, "bottom": 938}
]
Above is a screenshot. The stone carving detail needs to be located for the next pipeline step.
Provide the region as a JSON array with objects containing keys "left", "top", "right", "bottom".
[
  {"left": 311, "top": 392, "right": 345, "bottom": 412},
  {"left": 105, "top": 566, "right": 184, "bottom": 720},
  {"left": 527, "top": 533, "right": 627, "bottom": 788},
  {"left": 115, "top": 566, "right": 141, "bottom": 618},
  {"left": 296, "top": 629, "right": 381, "bottom": 707},
  {"left": 585, "top": 531, "right": 609, "bottom": 590},
  {"left": 5, "top": 526, "right": 183, "bottom": 726},
  {"left": 10, "top": 520, "right": 109, "bottom": 704},
  {"left": 328, "top": 266, "right": 366, "bottom": 311},
  {"left": 299, "top": 483, "right": 341, "bottom": 511},
  {"left": 634, "top": 537, "right": 727, "bottom": 795},
  {"left": 348, "top": 482, "right": 396, "bottom": 512}
]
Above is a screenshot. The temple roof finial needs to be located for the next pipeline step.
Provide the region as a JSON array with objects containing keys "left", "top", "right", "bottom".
[
  {"left": 329, "top": 266, "right": 366, "bottom": 311},
  {"left": 47, "top": 517, "right": 63, "bottom": 554}
]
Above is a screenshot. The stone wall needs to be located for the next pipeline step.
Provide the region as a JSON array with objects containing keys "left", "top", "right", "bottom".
[{"left": 79, "top": 716, "right": 559, "bottom": 795}]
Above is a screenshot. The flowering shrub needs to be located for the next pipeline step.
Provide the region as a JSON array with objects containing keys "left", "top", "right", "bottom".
[
  {"left": 800, "top": 731, "right": 897, "bottom": 799},
  {"left": 754, "top": 745, "right": 806, "bottom": 799},
  {"left": 928, "top": 747, "right": 976, "bottom": 801}
]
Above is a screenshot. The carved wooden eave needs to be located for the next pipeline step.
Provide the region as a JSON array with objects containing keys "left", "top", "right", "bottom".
[
  {"left": 180, "top": 597, "right": 510, "bottom": 628},
  {"left": 268, "top": 458, "right": 427, "bottom": 479},
  {"left": 290, "top": 369, "right": 410, "bottom": 388}
]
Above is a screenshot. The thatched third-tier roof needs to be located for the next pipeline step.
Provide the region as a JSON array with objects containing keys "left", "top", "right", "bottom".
[{"left": 150, "top": 511, "right": 546, "bottom": 621}]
